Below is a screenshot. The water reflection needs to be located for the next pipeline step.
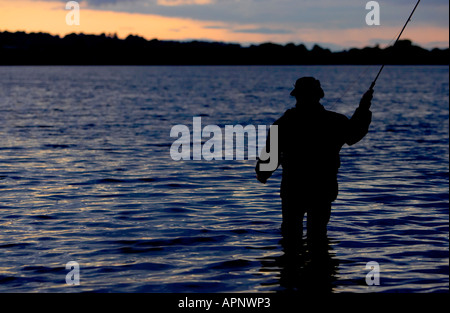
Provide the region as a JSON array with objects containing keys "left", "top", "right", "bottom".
[{"left": 260, "top": 235, "right": 339, "bottom": 293}]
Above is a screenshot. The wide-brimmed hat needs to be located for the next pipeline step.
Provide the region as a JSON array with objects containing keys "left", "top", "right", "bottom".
[{"left": 290, "top": 77, "right": 324, "bottom": 99}]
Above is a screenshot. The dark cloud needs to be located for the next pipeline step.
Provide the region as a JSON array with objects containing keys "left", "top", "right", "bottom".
[
  {"left": 36, "top": 0, "right": 449, "bottom": 30},
  {"left": 232, "top": 27, "right": 293, "bottom": 35},
  {"left": 87, "top": 0, "right": 121, "bottom": 4}
]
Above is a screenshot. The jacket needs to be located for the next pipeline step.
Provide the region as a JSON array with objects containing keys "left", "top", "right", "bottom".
[{"left": 256, "top": 103, "right": 372, "bottom": 202}]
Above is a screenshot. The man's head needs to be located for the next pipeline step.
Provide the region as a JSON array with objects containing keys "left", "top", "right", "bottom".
[{"left": 290, "top": 77, "right": 325, "bottom": 104}]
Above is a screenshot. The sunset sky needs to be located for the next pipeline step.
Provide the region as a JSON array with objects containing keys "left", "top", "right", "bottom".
[{"left": 1, "top": 0, "right": 448, "bottom": 50}]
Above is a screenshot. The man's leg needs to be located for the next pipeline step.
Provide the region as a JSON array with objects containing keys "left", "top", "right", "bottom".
[
  {"left": 281, "top": 197, "right": 306, "bottom": 251},
  {"left": 306, "top": 201, "right": 332, "bottom": 242}
]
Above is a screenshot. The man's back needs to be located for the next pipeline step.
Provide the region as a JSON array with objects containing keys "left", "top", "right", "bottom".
[
  {"left": 276, "top": 103, "right": 352, "bottom": 201},
  {"left": 278, "top": 105, "right": 348, "bottom": 172},
  {"left": 258, "top": 101, "right": 371, "bottom": 202}
]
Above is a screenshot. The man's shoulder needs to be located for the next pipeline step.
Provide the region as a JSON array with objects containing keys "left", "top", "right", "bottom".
[
  {"left": 283, "top": 108, "right": 297, "bottom": 118},
  {"left": 275, "top": 107, "right": 349, "bottom": 124},
  {"left": 324, "top": 109, "right": 349, "bottom": 122},
  {"left": 274, "top": 108, "right": 296, "bottom": 125}
]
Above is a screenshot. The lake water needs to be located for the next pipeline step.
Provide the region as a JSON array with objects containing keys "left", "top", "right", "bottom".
[{"left": 0, "top": 65, "right": 448, "bottom": 293}]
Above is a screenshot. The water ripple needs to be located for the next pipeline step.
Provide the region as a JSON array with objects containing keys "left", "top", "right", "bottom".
[{"left": 0, "top": 65, "right": 448, "bottom": 293}]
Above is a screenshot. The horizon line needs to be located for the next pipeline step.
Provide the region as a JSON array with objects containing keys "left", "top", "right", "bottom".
[{"left": 2, "top": 29, "right": 449, "bottom": 53}]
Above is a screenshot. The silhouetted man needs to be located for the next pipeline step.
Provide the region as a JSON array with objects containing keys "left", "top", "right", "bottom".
[{"left": 256, "top": 77, "right": 373, "bottom": 245}]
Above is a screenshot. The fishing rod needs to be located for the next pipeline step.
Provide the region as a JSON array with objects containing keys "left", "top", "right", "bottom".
[{"left": 369, "top": 0, "right": 421, "bottom": 90}]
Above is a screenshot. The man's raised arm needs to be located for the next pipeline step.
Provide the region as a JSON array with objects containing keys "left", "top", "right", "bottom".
[{"left": 346, "top": 89, "right": 374, "bottom": 146}]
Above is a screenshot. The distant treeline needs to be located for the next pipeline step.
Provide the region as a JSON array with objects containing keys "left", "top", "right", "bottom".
[{"left": 0, "top": 31, "right": 448, "bottom": 65}]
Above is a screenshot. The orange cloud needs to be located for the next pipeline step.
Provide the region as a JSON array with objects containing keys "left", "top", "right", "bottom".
[{"left": 0, "top": 0, "right": 226, "bottom": 40}]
